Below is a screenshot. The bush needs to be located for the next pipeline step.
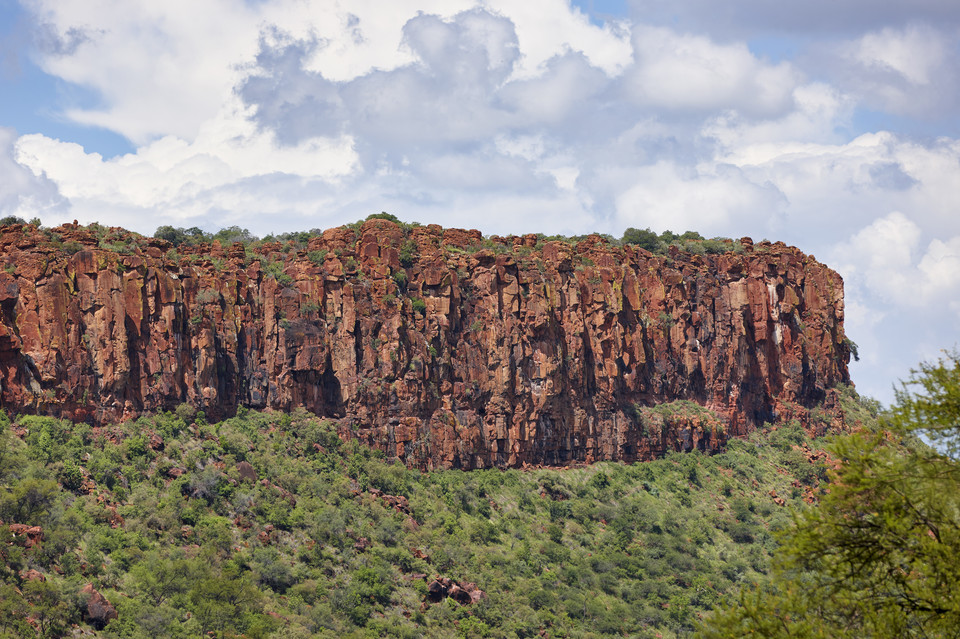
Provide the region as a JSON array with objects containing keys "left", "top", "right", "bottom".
[
  {"left": 399, "top": 240, "right": 417, "bottom": 267},
  {"left": 622, "top": 227, "right": 661, "bottom": 252},
  {"left": 366, "top": 212, "right": 401, "bottom": 225}
]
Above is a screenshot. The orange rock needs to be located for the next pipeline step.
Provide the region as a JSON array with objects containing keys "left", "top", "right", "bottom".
[
  {"left": 81, "top": 583, "right": 117, "bottom": 629},
  {"left": 8, "top": 524, "right": 43, "bottom": 548},
  {"left": 0, "top": 222, "right": 850, "bottom": 469}
]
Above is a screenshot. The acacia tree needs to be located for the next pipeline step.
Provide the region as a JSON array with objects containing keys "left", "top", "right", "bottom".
[{"left": 700, "top": 351, "right": 960, "bottom": 638}]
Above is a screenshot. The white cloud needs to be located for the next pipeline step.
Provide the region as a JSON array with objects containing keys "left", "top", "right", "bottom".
[
  {"left": 613, "top": 161, "right": 786, "bottom": 238},
  {"left": 831, "top": 213, "right": 960, "bottom": 402},
  {"left": 25, "top": 0, "right": 264, "bottom": 143},
  {"left": 919, "top": 236, "right": 960, "bottom": 294},
  {"left": 14, "top": 98, "right": 358, "bottom": 227},
  {"left": 828, "top": 23, "right": 960, "bottom": 118},
  {"left": 832, "top": 212, "right": 921, "bottom": 303},
  {"left": 626, "top": 26, "right": 800, "bottom": 116},
  {"left": 0, "top": 126, "right": 65, "bottom": 219},
  {"left": 487, "top": 0, "right": 632, "bottom": 77},
  {"left": 851, "top": 24, "right": 946, "bottom": 85},
  {"left": 704, "top": 82, "right": 854, "bottom": 147}
]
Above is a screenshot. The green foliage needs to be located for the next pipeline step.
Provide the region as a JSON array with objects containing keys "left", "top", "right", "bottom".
[
  {"left": 843, "top": 335, "right": 860, "bottom": 362},
  {"left": 399, "top": 239, "right": 417, "bottom": 267},
  {"left": 621, "top": 226, "right": 737, "bottom": 256},
  {"left": 701, "top": 351, "right": 960, "bottom": 638},
  {"left": 621, "top": 227, "right": 661, "bottom": 252},
  {"left": 307, "top": 249, "right": 327, "bottom": 265},
  {"left": 366, "top": 211, "right": 402, "bottom": 224},
  {"left": 155, "top": 225, "right": 257, "bottom": 247},
  {"left": 0, "top": 392, "right": 874, "bottom": 637},
  {"left": 410, "top": 297, "right": 427, "bottom": 314},
  {"left": 62, "top": 240, "right": 83, "bottom": 255},
  {"left": 263, "top": 260, "right": 293, "bottom": 286}
]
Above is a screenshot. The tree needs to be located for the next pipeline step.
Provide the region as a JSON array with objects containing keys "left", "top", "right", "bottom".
[
  {"left": 621, "top": 227, "right": 661, "bottom": 252},
  {"left": 23, "top": 580, "right": 71, "bottom": 638},
  {"left": 188, "top": 564, "right": 264, "bottom": 635},
  {"left": 700, "top": 351, "right": 960, "bottom": 638}
]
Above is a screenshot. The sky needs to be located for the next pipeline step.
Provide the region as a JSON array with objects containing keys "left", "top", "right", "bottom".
[{"left": 1, "top": 0, "right": 959, "bottom": 405}]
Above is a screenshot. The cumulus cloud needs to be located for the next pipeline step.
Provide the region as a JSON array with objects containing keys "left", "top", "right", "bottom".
[
  {"left": 830, "top": 212, "right": 960, "bottom": 399},
  {"left": 626, "top": 26, "right": 800, "bottom": 117},
  {"left": 13, "top": 100, "right": 358, "bottom": 228},
  {"left": 0, "top": 126, "right": 65, "bottom": 218},
  {"left": 613, "top": 161, "right": 787, "bottom": 238},
  {"left": 833, "top": 23, "right": 960, "bottom": 117},
  {"left": 240, "top": 10, "right": 616, "bottom": 154},
  {"left": 23, "top": 0, "right": 263, "bottom": 143},
  {"left": 833, "top": 212, "right": 960, "bottom": 310}
]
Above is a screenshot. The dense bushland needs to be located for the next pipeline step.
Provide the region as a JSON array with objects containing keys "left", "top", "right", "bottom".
[
  {"left": 0, "top": 394, "right": 862, "bottom": 638},
  {"left": 701, "top": 352, "right": 960, "bottom": 638}
]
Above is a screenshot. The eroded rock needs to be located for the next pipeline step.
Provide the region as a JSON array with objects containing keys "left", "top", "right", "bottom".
[
  {"left": 0, "top": 222, "right": 851, "bottom": 469},
  {"left": 81, "top": 583, "right": 118, "bottom": 629}
]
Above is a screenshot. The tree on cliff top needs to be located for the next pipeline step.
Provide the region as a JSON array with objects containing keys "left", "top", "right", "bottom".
[{"left": 700, "top": 350, "right": 960, "bottom": 638}]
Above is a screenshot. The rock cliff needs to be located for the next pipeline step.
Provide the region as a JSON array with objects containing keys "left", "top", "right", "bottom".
[{"left": 0, "top": 220, "right": 850, "bottom": 469}]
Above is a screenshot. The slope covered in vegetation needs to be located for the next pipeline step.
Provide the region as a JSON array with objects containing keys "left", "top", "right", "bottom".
[
  {"left": 0, "top": 387, "right": 878, "bottom": 638},
  {"left": 702, "top": 352, "right": 960, "bottom": 638}
]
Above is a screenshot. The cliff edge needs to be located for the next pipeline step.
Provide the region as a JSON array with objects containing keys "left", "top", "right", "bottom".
[{"left": 0, "top": 219, "right": 850, "bottom": 468}]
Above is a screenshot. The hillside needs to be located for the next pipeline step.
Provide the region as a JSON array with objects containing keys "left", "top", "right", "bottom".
[
  {"left": 0, "top": 388, "right": 880, "bottom": 638},
  {"left": 0, "top": 219, "right": 851, "bottom": 469}
]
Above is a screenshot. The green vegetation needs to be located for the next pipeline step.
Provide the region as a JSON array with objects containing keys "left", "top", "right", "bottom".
[
  {"left": 0, "top": 396, "right": 863, "bottom": 637},
  {"left": 621, "top": 228, "right": 741, "bottom": 255},
  {"left": 262, "top": 260, "right": 293, "bottom": 286},
  {"left": 843, "top": 335, "right": 860, "bottom": 362},
  {"left": 7, "top": 214, "right": 751, "bottom": 265},
  {"left": 701, "top": 352, "right": 960, "bottom": 638},
  {"left": 144, "top": 215, "right": 749, "bottom": 269},
  {"left": 154, "top": 225, "right": 257, "bottom": 247},
  {"left": 0, "top": 215, "right": 40, "bottom": 227}
]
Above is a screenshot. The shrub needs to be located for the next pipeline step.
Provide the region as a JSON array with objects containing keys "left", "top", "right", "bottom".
[
  {"left": 399, "top": 240, "right": 417, "bottom": 267},
  {"left": 366, "top": 212, "right": 401, "bottom": 225},
  {"left": 622, "top": 227, "right": 661, "bottom": 252}
]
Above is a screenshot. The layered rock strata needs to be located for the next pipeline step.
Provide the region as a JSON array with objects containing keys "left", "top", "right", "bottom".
[{"left": 0, "top": 220, "right": 850, "bottom": 469}]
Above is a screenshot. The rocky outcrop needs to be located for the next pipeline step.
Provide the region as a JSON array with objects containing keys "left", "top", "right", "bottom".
[
  {"left": 426, "top": 576, "right": 485, "bottom": 605},
  {"left": 81, "top": 583, "right": 118, "bottom": 629},
  {"left": 8, "top": 524, "right": 44, "bottom": 548},
  {"left": 0, "top": 220, "right": 850, "bottom": 469}
]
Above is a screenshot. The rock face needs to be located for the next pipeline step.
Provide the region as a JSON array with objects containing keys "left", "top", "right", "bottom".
[
  {"left": 426, "top": 576, "right": 485, "bottom": 605},
  {"left": 0, "top": 221, "right": 851, "bottom": 469},
  {"left": 81, "top": 583, "right": 118, "bottom": 628}
]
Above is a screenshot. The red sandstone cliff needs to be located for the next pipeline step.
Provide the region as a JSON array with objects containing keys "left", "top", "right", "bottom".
[{"left": 0, "top": 220, "right": 850, "bottom": 469}]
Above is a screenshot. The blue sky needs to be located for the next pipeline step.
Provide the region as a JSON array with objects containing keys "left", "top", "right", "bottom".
[
  {"left": 0, "top": 0, "right": 133, "bottom": 155},
  {"left": 1, "top": 0, "right": 959, "bottom": 404}
]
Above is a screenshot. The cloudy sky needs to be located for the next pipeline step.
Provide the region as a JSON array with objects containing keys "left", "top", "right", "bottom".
[{"left": 1, "top": 0, "right": 959, "bottom": 404}]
